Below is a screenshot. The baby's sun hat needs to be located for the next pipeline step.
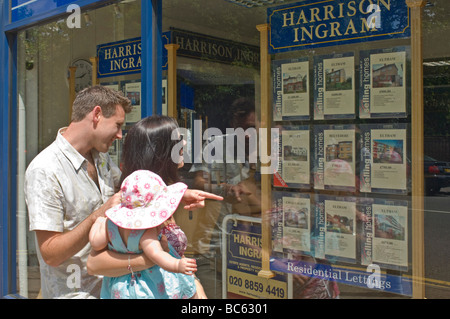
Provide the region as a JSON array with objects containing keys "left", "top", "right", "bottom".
[{"left": 106, "top": 170, "right": 187, "bottom": 229}]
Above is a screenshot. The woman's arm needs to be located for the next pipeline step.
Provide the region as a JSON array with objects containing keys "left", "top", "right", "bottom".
[
  {"left": 140, "top": 228, "right": 197, "bottom": 275},
  {"left": 87, "top": 227, "right": 173, "bottom": 277},
  {"left": 87, "top": 248, "right": 155, "bottom": 277},
  {"left": 87, "top": 249, "right": 155, "bottom": 277},
  {"left": 89, "top": 217, "right": 109, "bottom": 251}
]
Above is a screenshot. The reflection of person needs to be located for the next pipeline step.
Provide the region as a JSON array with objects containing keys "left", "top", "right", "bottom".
[
  {"left": 24, "top": 86, "right": 132, "bottom": 298},
  {"left": 191, "top": 97, "right": 260, "bottom": 216},
  {"left": 292, "top": 255, "right": 340, "bottom": 299},
  {"left": 89, "top": 170, "right": 199, "bottom": 299},
  {"left": 88, "top": 115, "right": 222, "bottom": 298},
  {"left": 187, "top": 97, "right": 261, "bottom": 271}
]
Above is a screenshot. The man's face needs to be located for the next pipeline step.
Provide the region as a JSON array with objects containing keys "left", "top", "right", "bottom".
[{"left": 94, "top": 104, "right": 125, "bottom": 153}]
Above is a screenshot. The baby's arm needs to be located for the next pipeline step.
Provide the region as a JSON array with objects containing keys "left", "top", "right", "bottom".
[
  {"left": 140, "top": 228, "right": 197, "bottom": 275},
  {"left": 89, "top": 217, "right": 109, "bottom": 251}
]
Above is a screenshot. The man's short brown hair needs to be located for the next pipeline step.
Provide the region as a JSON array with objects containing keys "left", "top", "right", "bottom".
[{"left": 71, "top": 85, "right": 132, "bottom": 122}]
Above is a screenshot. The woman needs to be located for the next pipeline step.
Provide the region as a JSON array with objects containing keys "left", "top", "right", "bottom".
[
  {"left": 120, "top": 116, "right": 200, "bottom": 259},
  {"left": 87, "top": 116, "right": 221, "bottom": 298}
]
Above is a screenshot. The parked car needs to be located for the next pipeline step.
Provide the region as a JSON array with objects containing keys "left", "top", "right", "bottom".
[{"left": 424, "top": 155, "right": 450, "bottom": 195}]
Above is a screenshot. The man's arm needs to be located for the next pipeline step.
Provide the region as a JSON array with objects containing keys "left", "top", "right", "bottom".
[{"left": 35, "top": 192, "right": 121, "bottom": 267}]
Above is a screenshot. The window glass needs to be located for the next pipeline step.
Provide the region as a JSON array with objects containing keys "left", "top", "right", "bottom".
[{"left": 163, "top": 0, "right": 450, "bottom": 300}]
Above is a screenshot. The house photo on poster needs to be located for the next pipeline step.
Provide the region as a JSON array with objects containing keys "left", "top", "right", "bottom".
[
  {"left": 314, "top": 195, "right": 357, "bottom": 264},
  {"left": 124, "top": 81, "right": 142, "bottom": 124},
  {"left": 271, "top": 191, "right": 312, "bottom": 255},
  {"left": 313, "top": 125, "right": 356, "bottom": 191},
  {"left": 359, "top": 197, "right": 409, "bottom": 271},
  {"left": 359, "top": 47, "right": 408, "bottom": 119},
  {"left": 359, "top": 123, "right": 408, "bottom": 194},
  {"left": 272, "top": 58, "right": 310, "bottom": 121},
  {"left": 274, "top": 125, "right": 310, "bottom": 189},
  {"left": 314, "top": 52, "right": 355, "bottom": 120}
]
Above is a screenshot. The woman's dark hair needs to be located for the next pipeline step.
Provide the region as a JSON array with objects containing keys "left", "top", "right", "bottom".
[{"left": 120, "top": 115, "right": 181, "bottom": 185}]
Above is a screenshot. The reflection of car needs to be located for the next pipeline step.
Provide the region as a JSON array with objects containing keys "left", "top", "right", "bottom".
[{"left": 424, "top": 155, "right": 450, "bottom": 195}]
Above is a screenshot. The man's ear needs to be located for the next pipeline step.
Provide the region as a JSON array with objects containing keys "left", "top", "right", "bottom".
[{"left": 92, "top": 105, "right": 102, "bottom": 125}]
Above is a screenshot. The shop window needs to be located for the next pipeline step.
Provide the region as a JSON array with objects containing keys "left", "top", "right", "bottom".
[
  {"left": 163, "top": 0, "right": 450, "bottom": 300},
  {"left": 14, "top": 0, "right": 450, "bottom": 300}
]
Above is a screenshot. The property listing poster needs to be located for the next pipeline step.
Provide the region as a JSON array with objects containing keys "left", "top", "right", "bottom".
[
  {"left": 314, "top": 52, "right": 355, "bottom": 119},
  {"left": 271, "top": 191, "right": 311, "bottom": 255},
  {"left": 359, "top": 47, "right": 407, "bottom": 118},
  {"left": 360, "top": 124, "right": 408, "bottom": 194},
  {"left": 313, "top": 125, "right": 356, "bottom": 191},
  {"left": 314, "top": 195, "right": 357, "bottom": 263},
  {"left": 124, "top": 81, "right": 141, "bottom": 123},
  {"left": 274, "top": 126, "right": 310, "bottom": 188},
  {"left": 272, "top": 58, "right": 310, "bottom": 121},
  {"left": 360, "top": 198, "right": 409, "bottom": 270}
]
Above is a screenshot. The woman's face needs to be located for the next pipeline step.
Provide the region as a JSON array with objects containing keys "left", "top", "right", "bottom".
[{"left": 177, "top": 136, "right": 186, "bottom": 169}]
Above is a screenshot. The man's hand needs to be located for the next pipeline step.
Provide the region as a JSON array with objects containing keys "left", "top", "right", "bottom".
[{"left": 92, "top": 191, "right": 122, "bottom": 220}]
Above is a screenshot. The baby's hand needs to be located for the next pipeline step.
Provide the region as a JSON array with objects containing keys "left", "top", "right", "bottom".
[{"left": 177, "top": 258, "right": 197, "bottom": 275}]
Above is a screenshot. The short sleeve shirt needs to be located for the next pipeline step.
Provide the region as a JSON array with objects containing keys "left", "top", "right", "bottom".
[{"left": 24, "top": 128, "right": 121, "bottom": 299}]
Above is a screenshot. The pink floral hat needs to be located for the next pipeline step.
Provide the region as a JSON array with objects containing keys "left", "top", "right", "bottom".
[{"left": 105, "top": 170, "right": 187, "bottom": 230}]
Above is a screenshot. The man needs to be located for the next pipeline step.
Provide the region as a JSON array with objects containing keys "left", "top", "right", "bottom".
[{"left": 24, "top": 86, "right": 132, "bottom": 298}]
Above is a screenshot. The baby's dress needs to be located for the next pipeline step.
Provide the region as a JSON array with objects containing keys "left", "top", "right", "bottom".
[
  {"left": 160, "top": 223, "right": 188, "bottom": 257},
  {"left": 100, "top": 219, "right": 196, "bottom": 299}
]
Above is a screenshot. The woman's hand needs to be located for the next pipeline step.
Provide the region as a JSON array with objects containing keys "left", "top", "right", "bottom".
[{"left": 181, "top": 189, "right": 223, "bottom": 210}]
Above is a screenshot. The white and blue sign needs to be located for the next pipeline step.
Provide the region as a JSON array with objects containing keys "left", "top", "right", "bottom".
[
  {"left": 11, "top": 0, "right": 84, "bottom": 23},
  {"left": 268, "top": 0, "right": 410, "bottom": 54},
  {"left": 97, "top": 37, "right": 142, "bottom": 78},
  {"left": 270, "top": 257, "right": 412, "bottom": 296}
]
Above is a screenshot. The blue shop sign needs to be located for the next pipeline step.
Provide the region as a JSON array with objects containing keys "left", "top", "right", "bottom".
[
  {"left": 11, "top": 0, "right": 71, "bottom": 23},
  {"left": 10, "top": 0, "right": 96, "bottom": 24},
  {"left": 97, "top": 37, "right": 142, "bottom": 78},
  {"left": 268, "top": 0, "right": 410, "bottom": 54}
]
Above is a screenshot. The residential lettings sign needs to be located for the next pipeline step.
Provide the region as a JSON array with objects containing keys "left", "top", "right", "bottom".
[{"left": 268, "top": 0, "right": 410, "bottom": 54}]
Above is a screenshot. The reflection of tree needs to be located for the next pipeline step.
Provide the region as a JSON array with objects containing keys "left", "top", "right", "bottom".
[
  {"left": 20, "top": 22, "right": 71, "bottom": 68},
  {"left": 423, "top": 1, "right": 450, "bottom": 36},
  {"left": 19, "top": 2, "right": 143, "bottom": 68}
]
